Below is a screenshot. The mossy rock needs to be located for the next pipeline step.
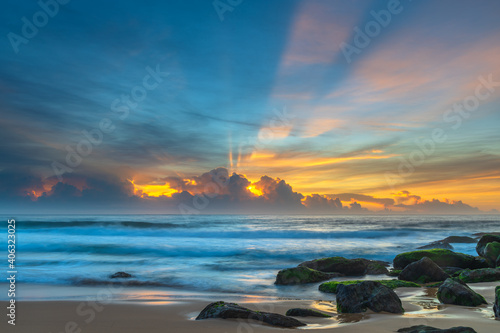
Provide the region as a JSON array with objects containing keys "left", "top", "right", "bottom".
[
  {"left": 483, "top": 242, "right": 500, "bottom": 267},
  {"left": 336, "top": 281, "right": 404, "bottom": 314},
  {"left": 437, "top": 278, "right": 487, "bottom": 307},
  {"left": 393, "top": 249, "right": 487, "bottom": 270},
  {"left": 476, "top": 234, "right": 500, "bottom": 256},
  {"left": 439, "top": 236, "right": 477, "bottom": 244},
  {"left": 275, "top": 266, "right": 338, "bottom": 285},
  {"left": 458, "top": 268, "right": 500, "bottom": 283},
  {"left": 299, "top": 256, "right": 389, "bottom": 276},
  {"left": 398, "top": 257, "right": 449, "bottom": 283},
  {"left": 442, "top": 267, "right": 464, "bottom": 276},
  {"left": 366, "top": 262, "right": 389, "bottom": 275},
  {"left": 494, "top": 286, "right": 500, "bottom": 318},
  {"left": 299, "top": 257, "right": 367, "bottom": 275},
  {"left": 319, "top": 279, "right": 420, "bottom": 293},
  {"left": 388, "top": 269, "right": 402, "bottom": 277}
]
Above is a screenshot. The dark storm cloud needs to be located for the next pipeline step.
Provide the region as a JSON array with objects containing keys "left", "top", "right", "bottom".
[{"left": 0, "top": 167, "right": 488, "bottom": 215}]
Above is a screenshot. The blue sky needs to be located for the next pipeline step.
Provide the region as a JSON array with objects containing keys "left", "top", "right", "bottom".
[{"left": 1, "top": 0, "right": 499, "bottom": 213}]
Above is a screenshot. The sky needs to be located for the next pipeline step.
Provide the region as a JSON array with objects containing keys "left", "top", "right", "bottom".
[{"left": 1, "top": 0, "right": 499, "bottom": 214}]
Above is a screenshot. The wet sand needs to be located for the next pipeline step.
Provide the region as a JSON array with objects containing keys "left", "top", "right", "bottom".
[{"left": 1, "top": 283, "right": 498, "bottom": 332}]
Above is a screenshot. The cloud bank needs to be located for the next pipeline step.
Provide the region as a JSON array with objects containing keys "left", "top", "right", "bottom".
[{"left": 0, "top": 167, "right": 492, "bottom": 215}]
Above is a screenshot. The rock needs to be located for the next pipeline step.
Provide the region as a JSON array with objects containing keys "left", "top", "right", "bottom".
[
  {"left": 299, "top": 257, "right": 389, "bottom": 276},
  {"left": 366, "top": 261, "right": 390, "bottom": 275},
  {"left": 442, "top": 267, "right": 464, "bottom": 276},
  {"left": 476, "top": 234, "right": 500, "bottom": 257},
  {"left": 285, "top": 308, "right": 331, "bottom": 317},
  {"left": 399, "top": 257, "right": 450, "bottom": 283},
  {"left": 275, "top": 266, "right": 341, "bottom": 285},
  {"left": 110, "top": 272, "right": 132, "bottom": 278},
  {"left": 196, "top": 301, "right": 306, "bottom": 328},
  {"left": 458, "top": 268, "right": 500, "bottom": 283},
  {"left": 393, "top": 249, "right": 488, "bottom": 270},
  {"left": 437, "top": 278, "right": 487, "bottom": 306},
  {"left": 418, "top": 241, "right": 453, "bottom": 250},
  {"left": 397, "top": 325, "right": 477, "bottom": 333},
  {"left": 336, "top": 281, "right": 404, "bottom": 313},
  {"left": 483, "top": 242, "right": 500, "bottom": 267},
  {"left": 320, "top": 279, "right": 420, "bottom": 293},
  {"left": 388, "top": 269, "right": 402, "bottom": 277},
  {"left": 494, "top": 286, "right": 500, "bottom": 319},
  {"left": 439, "top": 236, "right": 477, "bottom": 244},
  {"left": 473, "top": 232, "right": 500, "bottom": 237}
]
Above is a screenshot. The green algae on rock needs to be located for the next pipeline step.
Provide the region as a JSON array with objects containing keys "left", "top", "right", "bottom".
[
  {"left": 299, "top": 256, "right": 389, "bottom": 276},
  {"left": 458, "top": 268, "right": 500, "bottom": 283},
  {"left": 319, "top": 279, "right": 420, "bottom": 293},
  {"left": 393, "top": 249, "right": 487, "bottom": 270}
]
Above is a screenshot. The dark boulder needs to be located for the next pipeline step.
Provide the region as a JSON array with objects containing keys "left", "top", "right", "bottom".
[
  {"left": 275, "top": 266, "right": 341, "bottom": 285},
  {"left": 393, "top": 249, "right": 488, "bottom": 270},
  {"left": 299, "top": 257, "right": 388, "bottom": 276},
  {"left": 439, "top": 236, "right": 477, "bottom": 244},
  {"left": 442, "top": 267, "right": 464, "bottom": 276},
  {"left": 397, "top": 325, "right": 477, "bottom": 333},
  {"left": 494, "top": 286, "right": 500, "bottom": 319},
  {"left": 418, "top": 241, "right": 453, "bottom": 250},
  {"left": 476, "top": 234, "right": 500, "bottom": 257},
  {"left": 437, "top": 278, "right": 487, "bottom": 306},
  {"left": 110, "top": 272, "right": 132, "bottom": 278},
  {"left": 458, "top": 268, "right": 500, "bottom": 283},
  {"left": 285, "top": 308, "right": 331, "bottom": 317},
  {"left": 196, "top": 301, "right": 306, "bottom": 328},
  {"left": 399, "top": 257, "right": 449, "bottom": 283},
  {"left": 336, "top": 281, "right": 404, "bottom": 314},
  {"left": 483, "top": 242, "right": 500, "bottom": 267},
  {"left": 365, "top": 261, "right": 390, "bottom": 275}
]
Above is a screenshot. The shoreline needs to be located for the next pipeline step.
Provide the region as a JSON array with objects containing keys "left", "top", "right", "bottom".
[{"left": 1, "top": 283, "right": 498, "bottom": 332}]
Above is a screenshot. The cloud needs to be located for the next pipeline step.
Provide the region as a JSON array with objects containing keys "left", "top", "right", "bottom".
[
  {"left": 326, "top": 193, "right": 395, "bottom": 207},
  {"left": 393, "top": 190, "right": 421, "bottom": 205},
  {"left": 394, "top": 198, "right": 480, "bottom": 214},
  {"left": 0, "top": 168, "right": 489, "bottom": 215},
  {"left": 303, "top": 194, "right": 343, "bottom": 213}
]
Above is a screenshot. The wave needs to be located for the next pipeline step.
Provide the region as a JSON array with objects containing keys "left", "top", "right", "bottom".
[
  {"left": 15, "top": 225, "right": 439, "bottom": 240},
  {"left": 0, "top": 220, "right": 184, "bottom": 229},
  {"left": 70, "top": 278, "right": 175, "bottom": 288}
]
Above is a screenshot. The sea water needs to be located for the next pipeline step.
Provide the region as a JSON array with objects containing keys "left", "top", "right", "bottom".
[{"left": 0, "top": 214, "right": 498, "bottom": 300}]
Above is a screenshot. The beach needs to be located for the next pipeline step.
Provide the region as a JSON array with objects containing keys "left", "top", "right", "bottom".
[
  {"left": 1, "top": 282, "right": 498, "bottom": 332},
  {"left": 1, "top": 215, "right": 499, "bottom": 332}
]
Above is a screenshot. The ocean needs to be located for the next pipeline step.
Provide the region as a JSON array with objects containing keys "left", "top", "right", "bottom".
[{"left": 1, "top": 214, "right": 499, "bottom": 300}]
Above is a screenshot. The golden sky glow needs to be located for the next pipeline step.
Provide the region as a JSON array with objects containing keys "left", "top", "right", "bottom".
[{"left": 129, "top": 179, "right": 177, "bottom": 198}]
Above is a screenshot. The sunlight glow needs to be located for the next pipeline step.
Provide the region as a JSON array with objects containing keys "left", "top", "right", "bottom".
[
  {"left": 129, "top": 179, "right": 178, "bottom": 197},
  {"left": 247, "top": 185, "right": 263, "bottom": 197}
]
